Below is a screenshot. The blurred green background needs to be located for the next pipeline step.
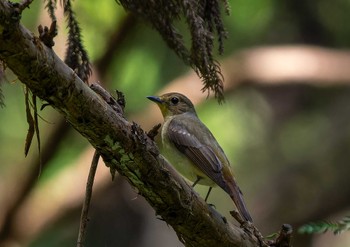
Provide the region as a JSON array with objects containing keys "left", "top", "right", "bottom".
[{"left": 1, "top": 0, "right": 350, "bottom": 246}]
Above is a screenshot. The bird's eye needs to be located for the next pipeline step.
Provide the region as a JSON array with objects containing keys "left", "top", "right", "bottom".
[{"left": 170, "top": 97, "right": 179, "bottom": 105}]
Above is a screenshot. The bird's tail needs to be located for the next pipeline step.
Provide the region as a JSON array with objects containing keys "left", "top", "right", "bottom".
[{"left": 227, "top": 182, "right": 253, "bottom": 222}]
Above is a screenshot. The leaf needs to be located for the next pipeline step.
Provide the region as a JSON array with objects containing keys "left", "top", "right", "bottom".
[
  {"left": 24, "top": 87, "right": 35, "bottom": 156},
  {"left": 32, "top": 94, "right": 42, "bottom": 175},
  {"left": 265, "top": 232, "right": 278, "bottom": 240}
]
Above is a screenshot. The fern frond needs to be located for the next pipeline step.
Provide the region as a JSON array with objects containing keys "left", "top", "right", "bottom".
[{"left": 299, "top": 216, "right": 350, "bottom": 235}]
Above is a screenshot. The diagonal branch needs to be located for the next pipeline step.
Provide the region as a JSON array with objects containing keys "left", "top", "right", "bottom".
[{"left": 0, "top": 2, "right": 258, "bottom": 246}]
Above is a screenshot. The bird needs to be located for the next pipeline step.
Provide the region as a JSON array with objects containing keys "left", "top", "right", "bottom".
[{"left": 147, "top": 92, "right": 252, "bottom": 222}]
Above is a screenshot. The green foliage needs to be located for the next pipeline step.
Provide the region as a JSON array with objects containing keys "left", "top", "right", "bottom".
[
  {"left": 227, "top": 0, "right": 273, "bottom": 46},
  {"left": 299, "top": 216, "right": 350, "bottom": 235},
  {"left": 74, "top": 1, "right": 123, "bottom": 60},
  {"left": 316, "top": 0, "right": 350, "bottom": 46}
]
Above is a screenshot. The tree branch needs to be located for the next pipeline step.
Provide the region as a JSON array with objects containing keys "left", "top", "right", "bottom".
[{"left": 0, "top": 2, "right": 258, "bottom": 246}]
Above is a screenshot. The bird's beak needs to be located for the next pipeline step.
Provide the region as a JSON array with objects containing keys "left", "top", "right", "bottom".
[
  {"left": 147, "top": 95, "right": 168, "bottom": 118},
  {"left": 147, "top": 96, "right": 163, "bottom": 104}
]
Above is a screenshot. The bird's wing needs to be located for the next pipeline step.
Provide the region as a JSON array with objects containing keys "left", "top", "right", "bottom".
[
  {"left": 166, "top": 118, "right": 227, "bottom": 188},
  {"left": 167, "top": 117, "right": 253, "bottom": 222}
]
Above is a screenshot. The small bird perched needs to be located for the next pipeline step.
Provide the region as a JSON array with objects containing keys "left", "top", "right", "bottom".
[{"left": 147, "top": 92, "right": 252, "bottom": 222}]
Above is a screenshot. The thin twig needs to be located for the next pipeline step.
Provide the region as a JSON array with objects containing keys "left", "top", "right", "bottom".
[{"left": 77, "top": 150, "right": 100, "bottom": 247}]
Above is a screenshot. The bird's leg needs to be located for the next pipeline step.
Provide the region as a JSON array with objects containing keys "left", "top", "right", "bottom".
[
  {"left": 205, "top": 187, "right": 216, "bottom": 208},
  {"left": 192, "top": 177, "right": 215, "bottom": 207},
  {"left": 204, "top": 187, "right": 213, "bottom": 202},
  {"left": 192, "top": 176, "right": 202, "bottom": 187}
]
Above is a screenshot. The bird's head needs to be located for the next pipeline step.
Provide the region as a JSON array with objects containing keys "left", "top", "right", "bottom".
[{"left": 147, "top": 92, "right": 196, "bottom": 118}]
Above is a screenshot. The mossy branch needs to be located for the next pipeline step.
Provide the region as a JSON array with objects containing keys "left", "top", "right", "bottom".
[{"left": 0, "top": 1, "right": 259, "bottom": 246}]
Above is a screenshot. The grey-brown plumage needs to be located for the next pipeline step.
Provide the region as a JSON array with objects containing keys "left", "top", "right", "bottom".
[{"left": 147, "top": 92, "right": 252, "bottom": 222}]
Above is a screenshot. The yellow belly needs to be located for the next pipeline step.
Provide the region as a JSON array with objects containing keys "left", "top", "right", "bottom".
[{"left": 161, "top": 138, "right": 215, "bottom": 186}]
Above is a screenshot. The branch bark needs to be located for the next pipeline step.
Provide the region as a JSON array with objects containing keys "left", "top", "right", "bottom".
[{"left": 0, "top": 1, "right": 257, "bottom": 246}]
